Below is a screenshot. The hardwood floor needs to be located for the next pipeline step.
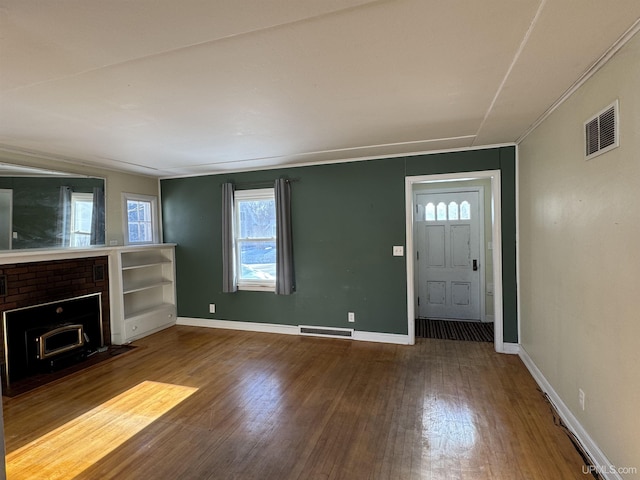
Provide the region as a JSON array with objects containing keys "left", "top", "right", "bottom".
[{"left": 3, "top": 326, "right": 588, "bottom": 479}]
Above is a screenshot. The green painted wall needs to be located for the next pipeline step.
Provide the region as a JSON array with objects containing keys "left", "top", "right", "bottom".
[{"left": 161, "top": 146, "right": 517, "bottom": 340}]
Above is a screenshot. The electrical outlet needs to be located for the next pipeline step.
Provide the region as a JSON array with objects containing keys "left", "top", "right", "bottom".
[
  {"left": 209, "top": 304, "right": 216, "bottom": 314},
  {"left": 578, "top": 388, "right": 585, "bottom": 411},
  {"left": 392, "top": 246, "right": 404, "bottom": 256},
  {"left": 348, "top": 312, "right": 355, "bottom": 323}
]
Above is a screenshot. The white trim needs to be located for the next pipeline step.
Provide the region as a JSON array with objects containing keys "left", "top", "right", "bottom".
[
  {"left": 0, "top": 144, "right": 163, "bottom": 177},
  {"left": 352, "top": 330, "right": 410, "bottom": 345},
  {"left": 484, "top": 314, "right": 495, "bottom": 323},
  {"left": 122, "top": 192, "right": 160, "bottom": 245},
  {"left": 491, "top": 172, "right": 504, "bottom": 352},
  {"left": 177, "top": 317, "right": 299, "bottom": 336},
  {"left": 156, "top": 177, "right": 164, "bottom": 243},
  {"left": 0, "top": 246, "right": 113, "bottom": 265},
  {"left": 406, "top": 170, "right": 505, "bottom": 351},
  {"left": 237, "top": 284, "right": 276, "bottom": 292},
  {"left": 159, "top": 143, "right": 516, "bottom": 180},
  {"left": 177, "top": 317, "right": 410, "bottom": 345},
  {"left": 0, "top": 243, "right": 176, "bottom": 266},
  {"left": 517, "top": 18, "right": 640, "bottom": 145},
  {"left": 500, "top": 342, "right": 520, "bottom": 355},
  {"left": 519, "top": 346, "right": 623, "bottom": 480},
  {"left": 515, "top": 145, "right": 521, "bottom": 344},
  {"left": 406, "top": 180, "right": 416, "bottom": 346}
]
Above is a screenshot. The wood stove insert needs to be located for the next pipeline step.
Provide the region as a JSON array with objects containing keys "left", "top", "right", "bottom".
[{"left": 2, "top": 293, "right": 104, "bottom": 387}]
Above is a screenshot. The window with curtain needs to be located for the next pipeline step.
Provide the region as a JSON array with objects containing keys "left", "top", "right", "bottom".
[
  {"left": 222, "top": 179, "right": 294, "bottom": 295},
  {"left": 234, "top": 188, "right": 277, "bottom": 291}
]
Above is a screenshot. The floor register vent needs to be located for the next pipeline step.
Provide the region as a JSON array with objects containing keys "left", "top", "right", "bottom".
[{"left": 299, "top": 326, "right": 353, "bottom": 339}]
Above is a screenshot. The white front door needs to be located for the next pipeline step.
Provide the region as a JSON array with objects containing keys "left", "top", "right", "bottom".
[{"left": 415, "top": 190, "right": 482, "bottom": 320}]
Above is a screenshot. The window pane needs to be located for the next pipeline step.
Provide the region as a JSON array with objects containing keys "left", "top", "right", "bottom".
[
  {"left": 436, "top": 202, "right": 446, "bottom": 221},
  {"left": 127, "top": 200, "right": 139, "bottom": 222},
  {"left": 129, "top": 223, "right": 139, "bottom": 243},
  {"left": 425, "top": 203, "right": 435, "bottom": 221},
  {"left": 125, "top": 195, "right": 157, "bottom": 244},
  {"left": 460, "top": 201, "right": 471, "bottom": 220},
  {"left": 238, "top": 199, "right": 276, "bottom": 238},
  {"left": 140, "top": 202, "right": 151, "bottom": 222},
  {"left": 448, "top": 202, "right": 458, "bottom": 220},
  {"left": 73, "top": 233, "right": 91, "bottom": 247},
  {"left": 74, "top": 200, "right": 93, "bottom": 233},
  {"left": 139, "top": 223, "right": 149, "bottom": 242},
  {"left": 238, "top": 241, "right": 276, "bottom": 280}
]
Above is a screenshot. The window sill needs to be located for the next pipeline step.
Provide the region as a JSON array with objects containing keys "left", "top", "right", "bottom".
[{"left": 238, "top": 284, "right": 275, "bottom": 293}]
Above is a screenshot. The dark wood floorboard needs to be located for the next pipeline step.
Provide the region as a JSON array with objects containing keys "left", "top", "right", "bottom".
[{"left": 3, "top": 325, "right": 588, "bottom": 479}]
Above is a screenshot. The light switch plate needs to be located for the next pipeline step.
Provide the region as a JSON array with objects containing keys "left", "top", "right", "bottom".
[{"left": 393, "top": 246, "right": 404, "bottom": 256}]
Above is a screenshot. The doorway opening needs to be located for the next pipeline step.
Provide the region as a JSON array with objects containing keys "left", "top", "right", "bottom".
[
  {"left": 414, "top": 186, "right": 486, "bottom": 322},
  {"left": 405, "top": 170, "right": 505, "bottom": 352}
]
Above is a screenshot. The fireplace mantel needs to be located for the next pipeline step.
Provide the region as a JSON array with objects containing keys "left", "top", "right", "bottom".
[
  {"left": 0, "top": 244, "right": 177, "bottom": 346},
  {"left": 0, "top": 246, "right": 114, "bottom": 266}
]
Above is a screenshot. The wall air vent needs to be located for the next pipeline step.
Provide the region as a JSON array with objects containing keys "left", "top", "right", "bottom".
[
  {"left": 584, "top": 100, "right": 619, "bottom": 160},
  {"left": 299, "top": 325, "right": 353, "bottom": 339}
]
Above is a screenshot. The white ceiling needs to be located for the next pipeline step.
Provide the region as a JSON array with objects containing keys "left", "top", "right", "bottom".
[{"left": 1, "top": 0, "right": 639, "bottom": 177}]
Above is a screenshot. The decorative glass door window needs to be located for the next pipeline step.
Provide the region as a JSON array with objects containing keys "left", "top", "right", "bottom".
[{"left": 423, "top": 201, "right": 471, "bottom": 221}]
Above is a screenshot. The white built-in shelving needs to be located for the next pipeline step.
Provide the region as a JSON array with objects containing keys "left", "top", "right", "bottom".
[{"left": 110, "top": 244, "right": 177, "bottom": 344}]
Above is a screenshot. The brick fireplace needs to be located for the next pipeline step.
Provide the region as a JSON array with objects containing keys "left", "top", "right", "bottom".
[{"left": 0, "top": 256, "right": 110, "bottom": 386}]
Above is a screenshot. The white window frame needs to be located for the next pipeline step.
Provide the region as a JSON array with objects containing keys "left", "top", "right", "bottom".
[
  {"left": 234, "top": 188, "right": 276, "bottom": 292},
  {"left": 70, "top": 192, "right": 94, "bottom": 247},
  {"left": 122, "top": 193, "right": 159, "bottom": 245}
]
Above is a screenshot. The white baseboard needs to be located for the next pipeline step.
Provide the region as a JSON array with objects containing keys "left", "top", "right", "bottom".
[
  {"left": 500, "top": 342, "right": 520, "bottom": 355},
  {"left": 177, "top": 317, "right": 410, "bottom": 345},
  {"left": 353, "top": 330, "right": 410, "bottom": 345},
  {"left": 177, "top": 317, "right": 298, "bottom": 336},
  {"left": 519, "top": 346, "right": 622, "bottom": 480}
]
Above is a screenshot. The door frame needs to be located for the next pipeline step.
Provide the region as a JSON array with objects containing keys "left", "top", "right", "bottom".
[
  {"left": 405, "top": 170, "right": 505, "bottom": 352},
  {"left": 414, "top": 186, "right": 485, "bottom": 322}
]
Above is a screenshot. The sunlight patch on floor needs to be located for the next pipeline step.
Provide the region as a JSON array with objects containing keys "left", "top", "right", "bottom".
[{"left": 6, "top": 380, "right": 198, "bottom": 480}]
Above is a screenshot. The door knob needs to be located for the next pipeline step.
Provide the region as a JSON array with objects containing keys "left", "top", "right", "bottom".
[{"left": 473, "top": 259, "right": 478, "bottom": 271}]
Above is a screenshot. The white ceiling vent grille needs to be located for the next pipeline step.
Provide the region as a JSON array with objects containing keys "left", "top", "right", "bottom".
[{"left": 584, "top": 100, "right": 619, "bottom": 160}]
